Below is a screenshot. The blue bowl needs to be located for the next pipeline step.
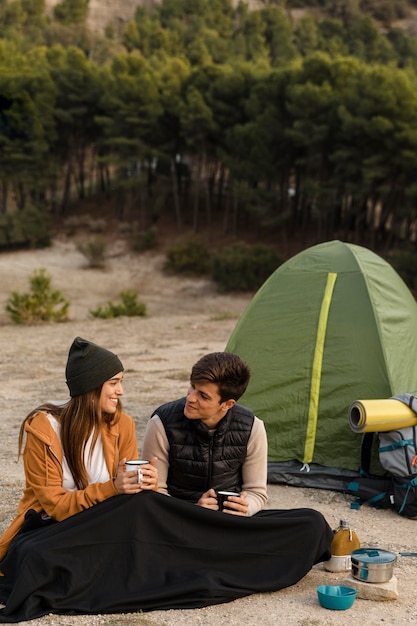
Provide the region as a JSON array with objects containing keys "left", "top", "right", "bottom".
[{"left": 317, "top": 585, "right": 358, "bottom": 610}]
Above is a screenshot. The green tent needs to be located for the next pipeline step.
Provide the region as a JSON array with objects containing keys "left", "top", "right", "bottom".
[{"left": 225, "top": 240, "right": 417, "bottom": 490}]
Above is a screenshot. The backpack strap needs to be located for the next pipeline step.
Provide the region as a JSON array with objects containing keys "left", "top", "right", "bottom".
[
  {"left": 379, "top": 438, "right": 414, "bottom": 454},
  {"left": 395, "top": 475, "right": 417, "bottom": 515},
  {"left": 346, "top": 476, "right": 392, "bottom": 510},
  {"left": 346, "top": 431, "right": 393, "bottom": 510},
  {"left": 392, "top": 392, "right": 417, "bottom": 413},
  {"left": 360, "top": 431, "right": 374, "bottom": 476}
]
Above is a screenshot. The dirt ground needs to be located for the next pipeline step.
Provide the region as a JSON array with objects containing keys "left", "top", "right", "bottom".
[{"left": 0, "top": 238, "right": 416, "bottom": 626}]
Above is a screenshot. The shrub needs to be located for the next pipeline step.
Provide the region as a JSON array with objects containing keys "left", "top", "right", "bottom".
[
  {"left": 76, "top": 236, "right": 108, "bottom": 268},
  {"left": 211, "top": 243, "right": 282, "bottom": 293},
  {"left": 164, "top": 239, "right": 211, "bottom": 275},
  {"left": 14, "top": 206, "right": 51, "bottom": 248},
  {"left": 5, "top": 269, "right": 70, "bottom": 324},
  {"left": 0, "top": 206, "right": 51, "bottom": 250},
  {"left": 89, "top": 290, "right": 147, "bottom": 319},
  {"left": 132, "top": 227, "right": 158, "bottom": 252}
]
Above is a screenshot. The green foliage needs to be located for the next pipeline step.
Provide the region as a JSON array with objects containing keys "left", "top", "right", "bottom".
[
  {"left": 14, "top": 206, "right": 51, "bottom": 248},
  {"left": 5, "top": 268, "right": 70, "bottom": 324},
  {"left": 2, "top": 0, "right": 417, "bottom": 255},
  {"left": 389, "top": 247, "right": 417, "bottom": 294},
  {"left": 54, "top": 0, "right": 88, "bottom": 24},
  {"left": 89, "top": 290, "right": 147, "bottom": 319},
  {"left": 0, "top": 43, "right": 56, "bottom": 195},
  {"left": 132, "top": 227, "right": 158, "bottom": 252},
  {"left": 76, "top": 236, "right": 108, "bottom": 268},
  {"left": 211, "top": 242, "right": 282, "bottom": 293},
  {"left": 164, "top": 239, "right": 211, "bottom": 275},
  {"left": 0, "top": 206, "right": 51, "bottom": 250}
]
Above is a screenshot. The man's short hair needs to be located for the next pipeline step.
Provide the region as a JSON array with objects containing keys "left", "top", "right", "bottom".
[{"left": 190, "top": 352, "right": 251, "bottom": 402}]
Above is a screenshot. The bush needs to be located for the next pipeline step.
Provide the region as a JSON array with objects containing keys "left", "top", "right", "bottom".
[
  {"left": 211, "top": 243, "right": 282, "bottom": 293},
  {"left": 76, "top": 236, "right": 108, "bottom": 268},
  {"left": 132, "top": 227, "right": 158, "bottom": 252},
  {"left": 0, "top": 206, "right": 51, "bottom": 250},
  {"left": 5, "top": 268, "right": 70, "bottom": 324},
  {"left": 89, "top": 290, "right": 147, "bottom": 319},
  {"left": 14, "top": 206, "right": 51, "bottom": 248},
  {"left": 164, "top": 239, "right": 211, "bottom": 275}
]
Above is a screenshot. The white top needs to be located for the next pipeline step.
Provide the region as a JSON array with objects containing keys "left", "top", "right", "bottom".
[{"left": 47, "top": 413, "right": 110, "bottom": 490}]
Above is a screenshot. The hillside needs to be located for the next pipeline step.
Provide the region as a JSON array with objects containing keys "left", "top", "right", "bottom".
[
  {"left": 44, "top": 0, "right": 263, "bottom": 34},
  {"left": 44, "top": 0, "right": 417, "bottom": 35}
]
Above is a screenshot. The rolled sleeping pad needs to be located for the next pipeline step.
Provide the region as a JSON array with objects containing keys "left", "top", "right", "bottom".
[{"left": 348, "top": 399, "right": 417, "bottom": 433}]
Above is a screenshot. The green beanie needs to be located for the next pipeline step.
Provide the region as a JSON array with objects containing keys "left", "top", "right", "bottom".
[{"left": 66, "top": 337, "right": 124, "bottom": 397}]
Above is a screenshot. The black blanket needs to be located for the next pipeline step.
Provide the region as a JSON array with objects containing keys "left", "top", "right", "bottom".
[{"left": 0, "top": 492, "right": 332, "bottom": 622}]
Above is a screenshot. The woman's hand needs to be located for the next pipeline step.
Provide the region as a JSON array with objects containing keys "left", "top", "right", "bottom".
[
  {"left": 138, "top": 457, "right": 159, "bottom": 491},
  {"left": 113, "top": 457, "right": 158, "bottom": 494}
]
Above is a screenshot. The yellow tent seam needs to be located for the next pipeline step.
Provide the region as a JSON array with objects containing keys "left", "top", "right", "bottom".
[{"left": 303, "top": 272, "right": 337, "bottom": 463}]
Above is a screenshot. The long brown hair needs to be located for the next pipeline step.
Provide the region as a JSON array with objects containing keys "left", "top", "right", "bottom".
[{"left": 19, "top": 390, "right": 123, "bottom": 489}]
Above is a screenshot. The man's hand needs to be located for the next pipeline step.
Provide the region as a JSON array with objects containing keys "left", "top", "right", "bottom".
[
  {"left": 197, "top": 488, "right": 219, "bottom": 510},
  {"left": 197, "top": 488, "right": 249, "bottom": 516},
  {"left": 220, "top": 491, "right": 249, "bottom": 516}
]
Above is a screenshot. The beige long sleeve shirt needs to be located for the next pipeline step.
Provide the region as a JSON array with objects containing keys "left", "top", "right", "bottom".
[{"left": 142, "top": 413, "right": 268, "bottom": 516}]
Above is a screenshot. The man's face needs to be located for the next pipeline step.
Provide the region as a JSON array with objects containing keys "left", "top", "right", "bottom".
[{"left": 184, "top": 381, "right": 235, "bottom": 429}]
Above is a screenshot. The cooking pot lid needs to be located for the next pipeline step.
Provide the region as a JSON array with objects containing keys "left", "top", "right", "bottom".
[{"left": 351, "top": 548, "right": 396, "bottom": 564}]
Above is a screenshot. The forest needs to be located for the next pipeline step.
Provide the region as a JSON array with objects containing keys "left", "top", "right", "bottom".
[{"left": 2, "top": 0, "right": 417, "bottom": 268}]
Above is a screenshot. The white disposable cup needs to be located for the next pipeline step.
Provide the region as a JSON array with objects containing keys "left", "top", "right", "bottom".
[{"left": 126, "top": 460, "right": 149, "bottom": 484}]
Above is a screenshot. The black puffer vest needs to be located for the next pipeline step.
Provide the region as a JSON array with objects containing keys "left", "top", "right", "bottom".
[{"left": 154, "top": 397, "right": 254, "bottom": 503}]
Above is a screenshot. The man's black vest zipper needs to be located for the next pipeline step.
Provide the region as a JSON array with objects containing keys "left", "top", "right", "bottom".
[{"left": 207, "top": 434, "right": 214, "bottom": 490}]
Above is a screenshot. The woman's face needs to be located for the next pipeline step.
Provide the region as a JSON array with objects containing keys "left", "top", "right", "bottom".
[{"left": 99, "top": 372, "right": 124, "bottom": 413}]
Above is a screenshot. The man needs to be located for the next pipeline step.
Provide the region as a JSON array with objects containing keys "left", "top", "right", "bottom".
[
  {"left": 142, "top": 351, "right": 268, "bottom": 516},
  {"left": 142, "top": 351, "right": 333, "bottom": 591}
]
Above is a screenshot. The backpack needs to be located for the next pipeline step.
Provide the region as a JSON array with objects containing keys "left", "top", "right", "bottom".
[
  {"left": 347, "top": 393, "right": 417, "bottom": 519},
  {"left": 378, "top": 424, "right": 417, "bottom": 518}
]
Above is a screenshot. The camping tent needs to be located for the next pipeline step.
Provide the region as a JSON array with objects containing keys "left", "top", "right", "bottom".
[{"left": 225, "top": 240, "right": 417, "bottom": 491}]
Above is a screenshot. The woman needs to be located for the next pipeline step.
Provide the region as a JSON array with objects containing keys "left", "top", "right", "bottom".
[
  {"left": 0, "top": 338, "right": 159, "bottom": 618},
  {"left": 0, "top": 338, "right": 332, "bottom": 624},
  {"left": 0, "top": 336, "right": 158, "bottom": 560}
]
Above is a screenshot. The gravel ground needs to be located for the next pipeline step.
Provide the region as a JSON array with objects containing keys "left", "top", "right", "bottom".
[{"left": 0, "top": 241, "right": 416, "bottom": 626}]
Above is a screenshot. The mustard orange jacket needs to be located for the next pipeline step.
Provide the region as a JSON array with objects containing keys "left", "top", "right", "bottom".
[{"left": 0, "top": 410, "right": 138, "bottom": 562}]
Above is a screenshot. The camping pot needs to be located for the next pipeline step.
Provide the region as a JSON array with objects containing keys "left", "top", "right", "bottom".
[{"left": 351, "top": 548, "right": 397, "bottom": 583}]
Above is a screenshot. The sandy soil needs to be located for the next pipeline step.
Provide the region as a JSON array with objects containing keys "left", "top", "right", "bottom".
[{"left": 0, "top": 238, "right": 416, "bottom": 626}]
